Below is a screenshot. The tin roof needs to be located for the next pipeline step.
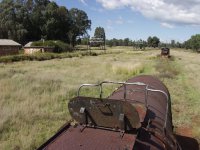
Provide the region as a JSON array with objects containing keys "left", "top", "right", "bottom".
[
  {"left": 24, "top": 42, "right": 33, "bottom": 47},
  {"left": 0, "top": 39, "right": 21, "bottom": 46},
  {"left": 38, "top": 123, "right": 136, "bottom": 150},
  {"left": 24, "top": 42, "right": 54, "bottom": 48}
]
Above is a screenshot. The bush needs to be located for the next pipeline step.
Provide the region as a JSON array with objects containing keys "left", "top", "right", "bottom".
[
  {"left": 31, "top": 40, "right": 71, "bottom": 53},
  {"left": 0, "top": 51, "right": 99, "bottom": 63}
]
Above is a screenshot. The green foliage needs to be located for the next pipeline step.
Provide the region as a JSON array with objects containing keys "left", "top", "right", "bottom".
[
  {"left": 134, "top": 39, "right": 147, "bottom": 49},
  {"left": 147, "top": 36, "right": 160, "bottom": 48},
  {"left": 159, "top": 40, "right": 183, "bottom": 48},
  {"left": 0, "top": 0, "right": 28, "bottom": 44},
  {"left": 184, "top": 34, "right": 200, "bottom": 52},
  {"left": 106, "top": 39, "right": 113, "bottom": 47},
  {"left": 80, "top": 38, "right": 89, "bottom": 45},
  {"left": 42, "top": 2, "right": 71, "bottom": 41},
  {"left": 68, "top": 8, "right": 91, "bottom": 47},
  {"left": 123, "top": 38, "right": 130, "bottom": 46},
  {"left": 106, "top": 38, "right": 133, "bottom": 47},
  {"left": 94, "top": 27, "right": 106, "bottom": 42},
  {"left": 0, "top": 0, "right": 91, "bottom": 46},
  {"left": 0, "top": 51, "right": 101, "bottom": 63},
  {"left": 31, "top": 40, "right": 70, "bottom": 52}
]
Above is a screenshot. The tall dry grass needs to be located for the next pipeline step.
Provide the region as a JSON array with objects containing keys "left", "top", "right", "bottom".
[
  {"left": 0, "top": 51, "right": 151, "bottom": 150},
  {"left": 0, "top": 48, "right": 199, "bottom": 149}
]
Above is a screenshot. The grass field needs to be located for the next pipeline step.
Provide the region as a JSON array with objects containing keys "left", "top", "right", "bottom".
[{"left": 0, "top": 47, "right": 199, "bottom": 149}]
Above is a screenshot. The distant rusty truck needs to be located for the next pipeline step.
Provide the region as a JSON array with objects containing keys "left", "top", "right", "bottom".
[
  {"left": 38, "top": 75, "right": 182, "bottom": 150},
  {"left": 161, "top": 47, "right": 170, "bottom": 57}
]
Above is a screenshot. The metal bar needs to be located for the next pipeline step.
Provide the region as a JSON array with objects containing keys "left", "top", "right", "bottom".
[
  {"left": 77, "top": 81, "right": 169, "bottom": 133},
  {"left": 145, "top": 85, "right": 148, "bottom": 108},
  {"left": 77, "top": 81, "right": 147, "bottom": 98},
  {"left": 146, "top": 88, "right": 169, "bottom": 133},
  {"left": 124, "top": 84, "right": 126, "bottom": 100},
  {"left": 77, "top": 84, "right": 102, "bottom": 97}
]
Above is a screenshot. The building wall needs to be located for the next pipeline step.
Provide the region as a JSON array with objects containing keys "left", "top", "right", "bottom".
[
  {"left": 24, "top": 47, "right": 54, "bottom": 54},
  {"left": 44, "top": 47, "right": 54, "bottom": 53},
  {"left": 0, "top": 46, "right": 19, "bottom": 56},
  {"left": 24, "top": 48, "right": 43, "bottom": 54}
]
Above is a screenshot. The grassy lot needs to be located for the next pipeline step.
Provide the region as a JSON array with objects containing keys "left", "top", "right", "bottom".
[{"left": 0, "top": 47, "right": 199, "bottom": 149}]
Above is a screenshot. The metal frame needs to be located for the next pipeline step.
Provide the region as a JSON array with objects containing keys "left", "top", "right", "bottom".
[{"left": 77, "top": 81, "right": 169, "bottom": 133}]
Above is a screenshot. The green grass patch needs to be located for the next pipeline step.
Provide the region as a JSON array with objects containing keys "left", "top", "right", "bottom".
[{"left": 155, "top": 58, "right": 181, "bottom": 79}]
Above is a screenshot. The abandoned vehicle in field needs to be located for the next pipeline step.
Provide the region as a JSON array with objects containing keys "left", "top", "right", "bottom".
[
  {"left": 38, "top": 75, "right": 182, "bottom": 150},
  {"left": 161, "top": 47, "right": 170, "bottom": 57}
]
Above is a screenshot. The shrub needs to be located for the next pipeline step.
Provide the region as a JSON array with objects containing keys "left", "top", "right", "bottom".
[
  {"left": 0, "top": 51, "right": 100, "bottom": 63},
  {"left": 31, "top": 40, "right": 71, "bottom": 53}
]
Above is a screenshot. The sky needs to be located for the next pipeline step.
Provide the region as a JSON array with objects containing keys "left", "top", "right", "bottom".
[{"left": 55, "top": 0, "right": 200, "bottom": 42}]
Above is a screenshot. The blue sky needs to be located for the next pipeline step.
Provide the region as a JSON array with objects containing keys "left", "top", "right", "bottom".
[{"left": 55, "top": 0, "right": 200, "bottom": 42}]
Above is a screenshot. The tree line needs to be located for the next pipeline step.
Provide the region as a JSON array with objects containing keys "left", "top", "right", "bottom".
[
  {"left": 81, "top": 26, "right": 200, "bottom": 52},
  {"left": 0, "top": 0, "right": 91, "bottom": 47},
  {"left": 184, "top": 34, "right": 200, "bottom": 52},
  {"left": 0, "top": 0, "right": 199, "bottom": 53}
]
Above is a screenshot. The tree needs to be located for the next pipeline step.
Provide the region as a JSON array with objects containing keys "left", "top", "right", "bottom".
[
  {"left": 135, "top": 39, "right": 146, "bottom": 49},
  {"left": 29, "top": 0, "right": 51, "bottom": 41},
  {"left": 147, "top": 36, "right": 160, "bottom": 48},
  {"left": 106, "top": 39, "right": 113, "bottom": 47},
  {"left": 0, "top": 0, "right": 91, "bottom": 46},
  {"left": 124, "top": 38, "right": 130, "bottom": 46},
  {"left": 152, "top": 36, "right": 160, "bottom": 47},
  {"left": 94, "top": 27, "right": 106, "bottom": 43},
  {"left": 0, "top": 0, "right": 28, "bottom": 43},
  {"left": 147, "top": 36, "right": 153, "bottom": 47},
  {"left": 43, "top": 2, "right": 70, "bottom": 41},
  {"left": 112, "top": 38, "right": 118, "bottom": 46},
  {"left": 69, "top": 8, "right": 91, "bottom": 48},
  {"left": 185, "top": 34, "right": 200, "bottom": 52},
  {"left": 171, "top": 40, "right": 175, "bottom": 48}
]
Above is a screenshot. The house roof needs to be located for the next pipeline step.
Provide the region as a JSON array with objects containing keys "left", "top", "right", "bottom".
[
  {"left": 0, "top": 39, "right": 21, "bottom": 46},
  {"left": 24, "top": 42, "right": 33, "bottom": 47},
  {"left": 24, "top": 41, "right": 54, "bottom": 48}
]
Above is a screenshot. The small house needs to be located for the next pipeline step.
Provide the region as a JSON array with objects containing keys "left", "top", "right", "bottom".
[
  {"left": 24, "top": 42, "right": 54, "bottom": 54},
  {"left": 89, "top": 37, "right": 105, "bottom": 50},
  {"left": 0, "top": 39, "right": 21, "bottom": 56}
]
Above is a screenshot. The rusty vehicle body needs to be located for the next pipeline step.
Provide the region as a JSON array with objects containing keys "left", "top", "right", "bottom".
[
  {"left": 38, "top": 75, "right": 182, "bottom": 150},
  {"left": 161, "top": 47, "right": 170, "bottom": 57}
]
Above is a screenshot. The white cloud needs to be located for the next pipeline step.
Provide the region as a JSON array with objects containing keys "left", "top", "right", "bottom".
[
  {"left": 96, "top": 0, "right": 200, "bottom": 26},
  {"left": 79, "top": 0, "right": 87, "bottom": 6},
  {"left": 161, "top": 22, "right": 175, "bottom": 29}
]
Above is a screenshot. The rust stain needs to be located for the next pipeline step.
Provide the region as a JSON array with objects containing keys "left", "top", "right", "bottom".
[{"left": 176, "top": 126, "right": 193, "bottom": 137}]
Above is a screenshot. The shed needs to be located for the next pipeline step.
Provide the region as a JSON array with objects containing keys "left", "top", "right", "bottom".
[
  {"left": 24, "top": 42, "right": 54, "bottom": 54},
  {"left": 89, "top": 37, "right": 105, "bottom": 50},
  {"left": 0, "top": 39, "right": 21, "bottom": 56}
]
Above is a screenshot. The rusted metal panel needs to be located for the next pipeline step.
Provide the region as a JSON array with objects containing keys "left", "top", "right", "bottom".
[
  {"left": 109, "top": 75, "right": 178, "bottom": 150},
  {"left": 38, "top": 75, "right": 181, "bottom": 150},
  {"left": 161, "top": 47, "right": 170, "bottom": 57},
  {"left": 68, "top": 96, "right": 141, "bottom": 130},
  {"left": 39, "top": 125, "right": 136, "bottom": 150}
]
